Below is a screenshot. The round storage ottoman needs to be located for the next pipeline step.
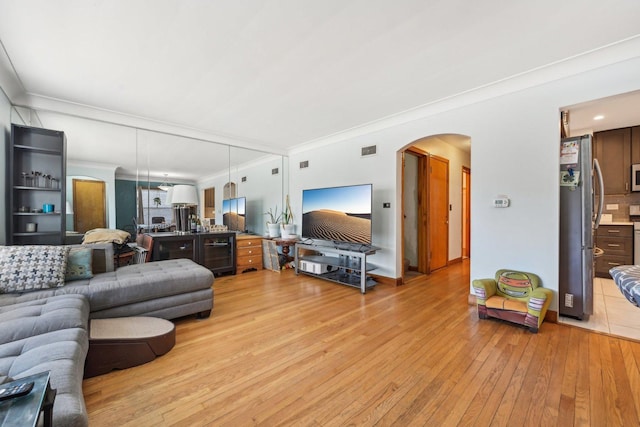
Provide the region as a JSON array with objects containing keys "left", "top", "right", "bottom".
[{"left": 84, "top": 317, "right": 176, "bottom": 378}]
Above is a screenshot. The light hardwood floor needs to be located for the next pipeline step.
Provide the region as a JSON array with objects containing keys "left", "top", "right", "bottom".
[{"left": 83, "top": 261, "right": 640, "bottom": 426}]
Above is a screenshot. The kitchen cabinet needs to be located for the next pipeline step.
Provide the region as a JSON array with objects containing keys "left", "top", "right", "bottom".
[
  {"left": 594, "top": 128, "right": 631, "bottom": 195},
  {"left": 595, "top": 224, "right": 633, "bottom": 277},
  {"left": 7, "top": 124, "right": 66, "bottom": 245},
  {"left": 631, "top": 126, "right": 640, "bottom": 164}
]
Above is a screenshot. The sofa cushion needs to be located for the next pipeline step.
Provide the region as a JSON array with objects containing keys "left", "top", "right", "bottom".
[
  {"left": 0, "top": 327, "right": 89, "bottom": 427},
  {"left": 485, "top": 295, "right": 528, "bottom": 313},
  {"left": 79, "top": 259, "right": 213, "bottom": 311},
  {"left": 66, "top": 247, "right": 94, "bottom": 281},
  {"left": 0, "top": 295, "right": 89, "bottom": 344},
  {"left": 0, "top": 245, "right": 70, "bottom": 293},
  {"left": 0, "top": 259, "right": 213, "bottom": 316}
]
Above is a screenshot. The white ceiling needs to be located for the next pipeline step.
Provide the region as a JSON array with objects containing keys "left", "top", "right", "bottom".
[{"left": 1, "top": 1, "right": 640, "bottom": 161}]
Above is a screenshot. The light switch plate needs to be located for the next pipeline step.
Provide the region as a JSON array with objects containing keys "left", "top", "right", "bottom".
[
  {"left": 493, "top": 198, "right": 510, "bottom": 208},
  {"left": 606, "top": 204, "right": 619, "bottom": 210}
]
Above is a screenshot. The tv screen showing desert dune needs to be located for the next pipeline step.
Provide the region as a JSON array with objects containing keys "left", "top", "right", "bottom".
[{"left": 302, "top": 184, "right": 372, "bottom": 244}]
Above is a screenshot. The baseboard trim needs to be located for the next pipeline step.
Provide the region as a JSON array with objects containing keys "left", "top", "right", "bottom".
[{"left": 370, "top": 274, "right": 402, "bottom": 287}]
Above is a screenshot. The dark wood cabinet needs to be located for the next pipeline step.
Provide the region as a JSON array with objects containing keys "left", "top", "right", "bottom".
[
  {"left": 7, "top": 124, "right": 66, "bottom": 245},
  {"left": 594, "top": 128, "right": 631, "bottom": 195},
  {"left": 147, "top": 232, "right": 236, "bottom": 276},
  {"left": 631, "top": 126, "right": 640, "bottom": 164},
  {"left": 595, "top": 224, "right": 633, "bottom": 277}
]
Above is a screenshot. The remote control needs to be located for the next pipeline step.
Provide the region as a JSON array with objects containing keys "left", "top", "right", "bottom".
[{"left": 0, "top": 382, "right": 34, "bottom": 401}]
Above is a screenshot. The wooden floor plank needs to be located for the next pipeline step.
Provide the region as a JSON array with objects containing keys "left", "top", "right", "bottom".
[{"left": 82, "top": 261, "right": 640, "bottom": 426}]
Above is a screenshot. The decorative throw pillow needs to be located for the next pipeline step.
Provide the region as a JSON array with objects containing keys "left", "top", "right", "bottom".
[
  {"left": 65, "top": 247, "right": 94, "bottom": 281},
  {"left": 0, "top": 245, "right": 70, "bottom": 293},
  {"left": 497, "top": 271, "right": 533, "bottom": 299}
]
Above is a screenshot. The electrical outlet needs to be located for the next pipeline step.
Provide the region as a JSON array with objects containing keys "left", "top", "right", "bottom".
[{"left": 564, "top": 293, "right": 574, "bottom": 308}]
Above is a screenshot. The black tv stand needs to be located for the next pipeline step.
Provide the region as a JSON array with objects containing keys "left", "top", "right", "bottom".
[{"left": 294, "top": 242, "right": 379, "bottom": 294}]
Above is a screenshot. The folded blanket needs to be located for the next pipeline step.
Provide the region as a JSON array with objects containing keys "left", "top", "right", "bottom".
[{"left": 83, "top": 228, "right": 131, "bottom": 245}]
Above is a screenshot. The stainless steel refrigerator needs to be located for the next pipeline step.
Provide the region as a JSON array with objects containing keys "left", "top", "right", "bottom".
[{"left": 559, "top": 135, "right": 604, "bottom": 320}]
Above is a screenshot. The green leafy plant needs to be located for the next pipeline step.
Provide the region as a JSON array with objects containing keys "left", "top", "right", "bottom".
[
  {"left": 282, "top": 195, "right": 294, "bottom": 225},
  {"left": 264, "top": 206, "right": 281, "bottom": 225},
  {"left": 153, "top": 197, "right": 161, "bottom": 207}
]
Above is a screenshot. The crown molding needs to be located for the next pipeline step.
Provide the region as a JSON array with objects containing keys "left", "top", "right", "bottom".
[
  {"left": 289, "top": 35, "right": 640, "bottom": 155},
  {"left": 67, "top": 159, "right": 120, "bottom": 172},
  {"left": 11, "top": 92, "right": 288, "bottom": 157},
  {"left": 0, "top": 38, "right": 24, "bottom": 101}
]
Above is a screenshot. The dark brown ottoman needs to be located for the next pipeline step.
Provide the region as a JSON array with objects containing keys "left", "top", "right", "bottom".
[{"left": 84, "top": 317, "right": 176, "bottom": 378}]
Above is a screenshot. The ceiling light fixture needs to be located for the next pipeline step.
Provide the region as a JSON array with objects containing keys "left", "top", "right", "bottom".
[
  {"left": 593, "top": 115, "right": 605, "bottom": 121},
  {"left": 158, "top": 174, "right": 172, "bottom": 192}
]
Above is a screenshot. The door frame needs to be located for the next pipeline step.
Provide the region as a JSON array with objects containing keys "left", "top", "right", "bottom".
[
  {"left": 402, "top": 146, "right": 430, "bottom": 279},
  {"left": 462, "top": 166, "right": 471, "bottom": 259}
]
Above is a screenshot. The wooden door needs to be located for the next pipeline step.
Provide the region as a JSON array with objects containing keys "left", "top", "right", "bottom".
[
  {"left": 204, "top": 187, "right": 215, "bottom": 219},
  {"left": 428, "top": 155, "right": 449, "bottom": 271},
  {"left": 462, "top": 167, "right": 471, "bottom": 259},
  {"left": 73, "top": 179, "right": 106, "bottom": 233}
]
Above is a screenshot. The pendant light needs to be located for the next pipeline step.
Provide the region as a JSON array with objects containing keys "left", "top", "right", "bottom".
[{"left": 158, "top": 174, "right": 172, "bottom": 192}]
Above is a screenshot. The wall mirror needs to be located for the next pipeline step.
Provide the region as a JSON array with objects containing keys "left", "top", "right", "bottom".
[{"left": 10, "top": 107, "right": 288, "bottom": 238}]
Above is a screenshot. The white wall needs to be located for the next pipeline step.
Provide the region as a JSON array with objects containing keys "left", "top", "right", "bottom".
[
  {"left": 197, "top": 154, "right": 286, "bottom": 236},
  {"left": 290, "top": 55, "right": 640, "bottom": 312},
  {"left": 289, "top": 142, "right": 397, "bottom": 277}
]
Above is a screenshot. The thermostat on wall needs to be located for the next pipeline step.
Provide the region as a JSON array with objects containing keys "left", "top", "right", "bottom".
[{"left": 493, "top": 197, "right": 510, "bottom": 208}]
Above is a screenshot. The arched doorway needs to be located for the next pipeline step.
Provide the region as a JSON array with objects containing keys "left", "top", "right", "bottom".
[{"left": 400, "top": 134, "right": 471, "bottom": 283}]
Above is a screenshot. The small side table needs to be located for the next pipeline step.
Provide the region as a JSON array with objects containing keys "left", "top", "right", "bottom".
[
  {"left": 0, "top": 371, "right": 56, "bottom": 427},
  {"left": 272, "top": 237, "right": 299, "bottom": 257}
]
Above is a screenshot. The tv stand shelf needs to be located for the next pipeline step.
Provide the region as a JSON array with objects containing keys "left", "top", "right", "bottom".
[{"left": 294, "top": 242, "right": 379, "bottom": 293}]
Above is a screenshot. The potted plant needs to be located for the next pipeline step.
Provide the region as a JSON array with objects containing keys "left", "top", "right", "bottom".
[
  {"left": 264, "top": 206, "right": 281, "bottom": 237},
  {"left": 281, "top": 195, "right": 296, "bottom": 238}
]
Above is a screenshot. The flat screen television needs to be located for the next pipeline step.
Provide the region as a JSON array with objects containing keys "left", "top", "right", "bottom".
[
  {"left": 222, "top": 197, "right": 246, "bottom": 232},
  {"left": 301, "top": 184, "right": 372, "bottom": 245}
]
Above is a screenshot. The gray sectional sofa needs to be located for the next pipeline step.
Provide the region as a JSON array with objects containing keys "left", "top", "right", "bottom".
[{"left": 0, "top": 243, "right": 214, "bottom": 426}]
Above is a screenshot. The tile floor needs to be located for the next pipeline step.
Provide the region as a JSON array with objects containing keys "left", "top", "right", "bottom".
[{"left": 559, "top": 277, "right": 640, "bottom": 341}]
